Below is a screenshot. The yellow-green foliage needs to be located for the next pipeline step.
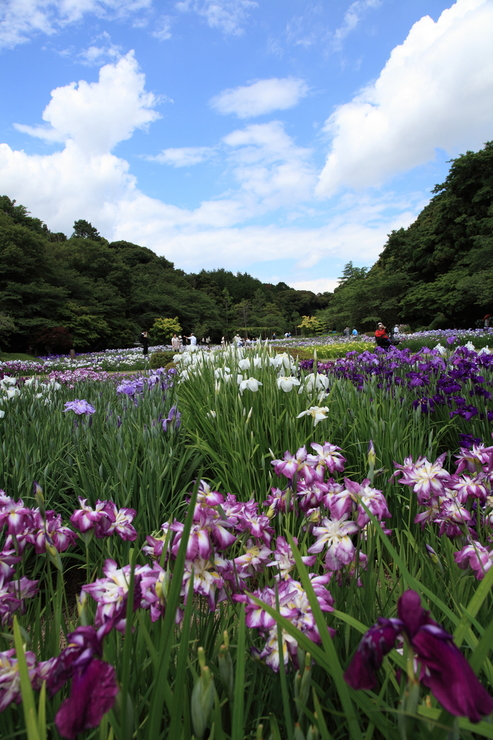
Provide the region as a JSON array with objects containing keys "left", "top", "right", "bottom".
[
  {"left": 315, "top": 340, "right": 373, "bottom": 359},
  {"left": 151, "top": 317, "right": 182, "bottom": 343},
  {"left": 297, "top": 315, "right": 324, "bottom": 336}
]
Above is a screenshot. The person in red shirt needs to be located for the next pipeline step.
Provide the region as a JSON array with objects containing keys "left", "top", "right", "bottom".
[{"left": 375, "top": 322, "right": 391, "bottom": 349}]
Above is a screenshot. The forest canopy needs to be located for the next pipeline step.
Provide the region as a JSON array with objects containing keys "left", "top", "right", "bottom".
[
  {"left": 0, "top": 197, "right": 328, "bottom": 352},
  {"left": 0, "top": 142, "right": 491, "bottom": 352}
]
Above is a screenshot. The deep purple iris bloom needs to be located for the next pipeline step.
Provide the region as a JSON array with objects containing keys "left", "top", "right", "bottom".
[
  {"left": 55, "top": 659, "right": 118, "bottom": 739},
  {"left": 344, "top": 589, "right": 493, "bottom": 723},
  {"left": 63, "top": 399, "right": 96, "bottom": 415},
  {"left": 41, "top": 622, "right": 119, "bottom": 738}
]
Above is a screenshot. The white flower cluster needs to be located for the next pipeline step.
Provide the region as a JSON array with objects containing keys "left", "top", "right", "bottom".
[{"left": 0, "top": 376, "right": 62, "bottom": 417}]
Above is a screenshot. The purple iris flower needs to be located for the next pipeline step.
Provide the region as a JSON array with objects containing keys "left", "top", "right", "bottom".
[
  {"left": 55, "top": 659, "right": 118, "bottom": 739},
  {"left": 34, "top": 622, "right": 120, "bottom": 738},
  {"left": 161, "top": 405, "right": 182, "bottom": 431},
  {"left": 344, "top": 589, "right": 493, "bottom": 723},
  {"left": 63, "top": 399, "right": 96, "bottom": 415}
]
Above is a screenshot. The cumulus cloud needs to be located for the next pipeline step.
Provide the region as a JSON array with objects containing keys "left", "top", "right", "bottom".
[
  {"left": 149, "top": 146, "right": 216, "bottom": 166},
  {"left": 175, "top": 0, "right": 257, "bottom": 35},
  {"left": 0, "top": 0, "right": 151, "bottom": 49},
  {"left": 0, "top": 52, "right": 162, "bottom": 234},
  {"left": 13, "top": 52, "right": 160, "bottom": 155},
  {"left": 0, "top": 49, "right": 419, "bottom": 280},
  {"left": 111, "top": 196, "right": 415, "bottom": 273},
  {"left": 210, "top": 77, "right": 309, "bottom": 118},
  {"left": 222, "top": 121, "right": 316, "bottom": 210},
  {"left": 317, "top": 0, "right": 493, "bottom": 197}
]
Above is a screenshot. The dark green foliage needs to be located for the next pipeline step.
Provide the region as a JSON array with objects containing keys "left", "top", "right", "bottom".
[
  {"left": 71, "top": 218, "right": 104, "bottom": 241},
  {"left": 1, "top": 142, "right": 491, "bottom": 350},
  {"left": 35, "top": 325, "right": 73, "bottom": 354},
  {"left": 318, "top": 142, "right": 493, "bottom": 331},
  {"left": 0, "top": 195, "right": 49, "bottom": 234},
  {"left": 149, "top": 351, "right": 176, "bottom": 369},
  {"left": 0, "top": 198, "right": 331, "bottom": 351}
]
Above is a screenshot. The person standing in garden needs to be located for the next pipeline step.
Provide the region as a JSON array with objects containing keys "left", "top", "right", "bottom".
[
  {"left": 140, "top": 330, "right": 150, "bottom": 355},
  {"left": 171, "top": 333, "right": 180, "bottom": 351}
]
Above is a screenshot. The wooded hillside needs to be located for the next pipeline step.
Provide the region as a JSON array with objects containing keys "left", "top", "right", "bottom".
[
  {"left": 0, "top": 201, "right": 328, "bottom": 352},
  {"left": 1, "top": 142, "right": 491, "bottom": 352},
  {"left": 316, "top": 142, "right": 493, "bottom": 332}
]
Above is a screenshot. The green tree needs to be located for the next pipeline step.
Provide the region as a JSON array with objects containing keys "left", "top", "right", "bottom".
[
  {"left": 298, "top": 315, "right": 324, "bottom": 336},
  {"left": 0, "top": 313, "right": 16, "bottom": 350},
  {"left": 72, "top": 219, "right": 103, "bottom": 241},
  {"left": 61, "top": 302, "right": 111, "bottom": 350},
  {"left": 151, "top": 317, "right": 182, "bottom": 343}
]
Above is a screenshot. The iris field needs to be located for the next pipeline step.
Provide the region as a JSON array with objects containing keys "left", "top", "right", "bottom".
[{"left": 1, "top": 333, "right": 493, "bottom": 739}]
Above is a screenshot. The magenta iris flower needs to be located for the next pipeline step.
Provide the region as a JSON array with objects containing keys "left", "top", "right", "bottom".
[
  {"left": 345, "top": 589, "right": 493, "bottom": 723},
  {"left": 70, "top": 498, "right": 137, "bottom": 541}
]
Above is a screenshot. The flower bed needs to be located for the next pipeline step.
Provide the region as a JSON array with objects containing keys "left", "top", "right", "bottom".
[{"left": 0, "top": 343, "right": 493, "bottom": 738}]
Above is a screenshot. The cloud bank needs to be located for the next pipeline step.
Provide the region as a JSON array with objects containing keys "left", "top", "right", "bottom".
[
  {"left": 1, "top": 1, "right": 492, "bottom": 285},
  {"left": 317, "top": 0, "right": 493, "bottom": 196}
]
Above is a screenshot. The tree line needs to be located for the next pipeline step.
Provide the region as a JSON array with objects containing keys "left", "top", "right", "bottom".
[
  {"left": 0, "top": 202, "right": 328, "bottom": 353},
  {"left": 1, "top": 142, "right": 491, "bottom": 353},
  {"left": 315, "top": 142, "right": 493, "bottom": 334}
]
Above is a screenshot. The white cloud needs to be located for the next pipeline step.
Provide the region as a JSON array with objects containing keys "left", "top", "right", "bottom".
[
  {"left": 111, "top": 197, "right": 415, "bottom": 273},
  {"left": 152, "top": 15, "right": 173, "bottom": 40},
  {"left": 0, "top": 51, "right": 420, "bottom": 282},
  {"left": 0, "top": 0, "right": 152, "bottom": 49},
  {"left": 317, "top": 0, "right": 493, "bottom": 197},
  {"left": 13, "top": 52, "right": 160, "bottom": 155},
  {"left": 149, "top": 146, "right": 215, "bottom": 166},
  {"left": 77, "top": 33, "right": 123, "bottom": 65},
  {"left": 0, "top": 53, "right": 162, "bottom": 234},
  {"left": 175, "top": 0, "right": 257, "bottom": 35},
  {"left": 332, "top": 0, "right": 382, "bottom": 49},
  {"left": 222, "top": 121, "right": 316, "bottom": 210},
  {"left": 210, "top": 77, "right": 309, "bottom": 118},
  {"left": 290, "top": 278, "right": 340, "bottom": 293}
]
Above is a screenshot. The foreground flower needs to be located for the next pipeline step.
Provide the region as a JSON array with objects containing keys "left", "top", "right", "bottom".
[
  {"left": 308, "top": 515, "right": 359, "bottom": 571},
  {"left": 55, "top": 659, "right": 119, "bottom": 739},
  {"left": 238, "top": 377, "right": 263, "bottom": 393},
  {"left": 70, "top": 499, "right": 137, "bottom": 541},
  {"left": 81, "top": 559, "right": 146, "bottom": 630},
  {"left": 344, "top": 589, "right": 493, "bottom": 723},
  {"left": 276, "top": 376, "right": 301, "bottom": 393},
  {"left": 63, "top": 399, "right": 96, "bottom": 415},
  {"left": 50, "top": 624, "right": 119, "bottom": 739},
  {"left": 302, "top": 373, "right": 329, "bottom": 392},
  {"left": 297, "top": 406, "right": 329, "bottom": 427}
]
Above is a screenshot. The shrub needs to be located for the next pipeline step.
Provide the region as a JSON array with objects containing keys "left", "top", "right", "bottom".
[{"left": 149, "top": 350, "right": 176, "bottom": 369}]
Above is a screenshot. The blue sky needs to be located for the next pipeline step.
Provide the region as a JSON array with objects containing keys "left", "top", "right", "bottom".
[{"left": 1, "top": 0, "right": 492, "bottom": 292}]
